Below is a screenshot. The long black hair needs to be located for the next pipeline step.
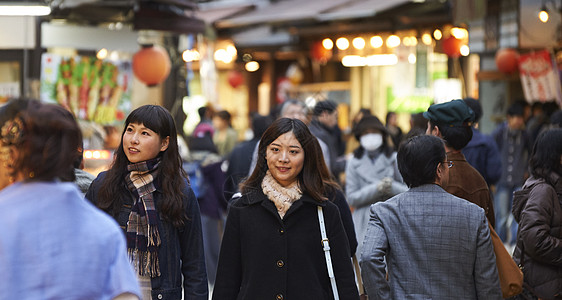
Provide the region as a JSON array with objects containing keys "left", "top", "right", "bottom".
[
  {"left": 96, "top": 105, "right": 188, "bottom": 227},
  {"left": 528, "top": 128, "right": 562, "bottom": 185},
  {"left": 240, "top": 118, "right": 338, "bottom": 202}
]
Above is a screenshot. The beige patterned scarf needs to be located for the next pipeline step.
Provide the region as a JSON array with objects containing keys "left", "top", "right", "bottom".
[{"left": 261, "top": 170, "right": 302, "bottom": 218}]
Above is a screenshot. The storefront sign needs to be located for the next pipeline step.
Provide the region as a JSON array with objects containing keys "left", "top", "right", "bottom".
[
  {"left": 519, "top": 50, "right": 562, "bottom": 104},
  {"left": 40, "top": 53, "right": 133, "bottom": 125}
]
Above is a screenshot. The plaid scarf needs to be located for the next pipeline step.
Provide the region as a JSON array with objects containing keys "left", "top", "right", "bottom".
[{"left": 125, "top": 158, "right": 161, "bottom": 278}]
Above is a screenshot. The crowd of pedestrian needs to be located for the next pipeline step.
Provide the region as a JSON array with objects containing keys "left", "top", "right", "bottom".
[{"left": 0, "top": 96, "right": 561, "bottom": 300}]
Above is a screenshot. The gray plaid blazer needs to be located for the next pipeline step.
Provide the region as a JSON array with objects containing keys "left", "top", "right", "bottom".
[{"left": 360, "top": 184, "right": 502, "bottom": 300}]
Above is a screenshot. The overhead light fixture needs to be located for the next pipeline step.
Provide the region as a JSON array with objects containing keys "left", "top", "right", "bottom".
[
  {"left": 370, "top": 36, "right": 383, "bottom": 48},
  {"left": 352, "top": 37, "right": 366, "bottom": 50},
  {"left": 336, "top": 37, "right": 349, "bottom": 50},
  {"left": 386, "top": 35, "right": 400, "bottom": 48},
  {"left": 322, "top": 38, "right": 334, "bottom": 50},
  {"left": 0, "top": 3, "right": 51, "bottom": 16},
  {"left": 539, "top": 4, "right": 549, "bottom": 22}
]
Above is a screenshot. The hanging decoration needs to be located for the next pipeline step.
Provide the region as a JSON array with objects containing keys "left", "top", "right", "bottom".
[
  {"left": 227, "top": 70, "right": 244, "bottom": 88},
  {"left": 441, "top": 36, "right": 462, "bottom": 58},
  {"left": 132, "top": 44, "right": 171, "bottom": 86},
  {"left": 495, "top": 48, "right": 520, "bottom": 74},
  {"left": 286, "top": 63, "right": 304, "bottom": 85},
  {"left": 311, "top": 40, "right": 332, "bottom": 63}
]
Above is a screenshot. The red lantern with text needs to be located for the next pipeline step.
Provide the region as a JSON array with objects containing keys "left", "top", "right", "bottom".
[
  {"left": 311, "top": 41, "right": 332, "bottom": 63},
  {"left": 495, "top": 48, "right": 520, "bottom": 74},
  {"left": 132, "top": 45, "right": 171, "bottom": 86},
  {"left": 227, "top": 70, "right": 244, "bottom": 88},
  {"left": 442, "top": 36, "right": 462, "bottom": 58}
]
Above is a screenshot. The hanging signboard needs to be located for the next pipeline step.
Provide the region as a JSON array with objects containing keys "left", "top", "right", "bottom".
[
  {"left": 40, "top": 53, "right": 133, "bottom": 125},
  {"left": 518, "top": 50, "right": 562, "bottom": 105}
]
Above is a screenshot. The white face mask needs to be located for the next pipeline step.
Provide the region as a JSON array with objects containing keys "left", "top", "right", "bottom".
[{"left": 360, "top": 133, "right": 383, "bottom": 151}]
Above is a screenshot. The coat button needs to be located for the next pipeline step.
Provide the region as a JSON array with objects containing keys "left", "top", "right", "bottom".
[
  {"left": 157, "top": 294, "right": 163, "bottom": 299},
  {"left": 279, "top": 228, "right": 285, "bottom": 235},
  {"left": 276, "top": 293, "right": 284, "bottom": 300},
  {"left": 276, "top": 260, "right": 284, "bottom": 267}
]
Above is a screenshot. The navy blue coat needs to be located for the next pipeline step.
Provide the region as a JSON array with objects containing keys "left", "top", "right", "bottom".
[
  {"left": 86, "top": 172, "right": 208, "bottom": 300},
  {"left": 462, "top": 127, "right": 502, "bottom": 186}
]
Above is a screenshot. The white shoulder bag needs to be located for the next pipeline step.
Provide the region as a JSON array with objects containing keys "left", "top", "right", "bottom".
[{"left": 318, "top": 206, "right": 339, "bottom": 300}]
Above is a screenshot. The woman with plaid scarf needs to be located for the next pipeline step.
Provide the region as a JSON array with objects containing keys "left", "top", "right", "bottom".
[{"left": 86, "top": 105, "right": 208, "bottom": 300}]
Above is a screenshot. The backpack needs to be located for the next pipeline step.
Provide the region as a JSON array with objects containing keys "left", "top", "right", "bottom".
[{"left": 183, "top": 160, "right": 208, "bottom": 199}]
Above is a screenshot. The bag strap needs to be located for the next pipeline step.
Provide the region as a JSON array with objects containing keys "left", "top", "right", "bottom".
[
  {"left": 352, "top": 254, "right": 365, "bottom": 295},
  {"left": 318, "top": 206, "right": 339, "bottom": 300}
]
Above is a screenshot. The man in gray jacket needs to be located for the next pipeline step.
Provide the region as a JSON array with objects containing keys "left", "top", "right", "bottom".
[{"left": 361, "top": 135, "right": 501, "bottom": 299}]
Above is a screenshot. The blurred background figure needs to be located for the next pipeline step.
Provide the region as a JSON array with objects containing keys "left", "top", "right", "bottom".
[
  {"left": 405, "top": 112, "right": 428, "bottom": 139},
  {"left": 212, "top": 110, "right": 238, "bottom": 157},
  {"left": 0, "top": 98, "right": 140, "bottom": 300},
  {"left": 512, "top": 128, "right": 562, "bottom": 300},
  {"left": 385, "top": 111, "right": 403, "bottom": 150},
  {"left": 345, "top": 115, "right": 407, "bottom": 259},
  {"left": 73, "top": 142, "right": 96, "bottom": 195},
  {"left": 492, "top": 101, "right": 532, "bottom": 246},
  {"left": 309, "top": 100, "right": 346, "bottom": 181},
  {"left": 346, "top": 108, "right": 372, "bottom": 154},
  {"left": 462, "top": 98, "right": 502, "bottom": 187},
  {"left": 184, "top": 128, "right": 225, "bottom": 289},
  {"left": 223, "top": 114, "right": 273, "bottom": 200},
  {"left": 193, "top": 105, "right": 215, "bottom": 138}
]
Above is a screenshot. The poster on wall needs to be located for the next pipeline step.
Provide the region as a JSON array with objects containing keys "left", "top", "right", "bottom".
[
  {"left": 518, "top": 50, "right": 562, "bottom": 105},
  {"left": 40, "top": 53, "right": 133, "bottom": 125}
]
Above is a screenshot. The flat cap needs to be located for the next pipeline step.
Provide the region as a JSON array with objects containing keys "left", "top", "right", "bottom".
[{"left": 423, "top": 99, "right": 475, "bottom": 127}]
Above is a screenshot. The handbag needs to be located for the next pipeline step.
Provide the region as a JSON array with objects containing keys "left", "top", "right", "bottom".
[
  {"left": 318, "top": 206, "right": 339, "bottom": 300},
  {"left": 489, "top": 223, "right": 523, "bottom": 298},
  {"left": 352, "top": 255, "right": 368, "bottom": 300}
]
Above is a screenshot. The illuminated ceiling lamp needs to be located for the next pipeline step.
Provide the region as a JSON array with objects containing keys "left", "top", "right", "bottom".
[
  {"left": 370, "top": 36, "right": 383, "bottom": 48},
  {"left": 336, "top": 37, "right": 350, "bottom": 50},
  {"left": 0, "top": 2, "right": 51, "bottom": 16},
  {"left": 386, "top": 35, "right": 400, "bottom": 48},
  {"left": 538, "top": 0, "right": 562, "bottom": 23}
]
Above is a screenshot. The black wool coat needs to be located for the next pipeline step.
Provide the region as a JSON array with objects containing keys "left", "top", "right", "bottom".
[{"left": 212, "top": 188, "right": 359, "bottom": 300}]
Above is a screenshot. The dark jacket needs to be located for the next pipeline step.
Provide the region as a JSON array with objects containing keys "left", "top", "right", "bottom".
[
  {"left": 512, "top": 173, "right": 562, "bottom": 300},
  {"left": 212, "top": 188, "right": 359, "bottom": 300},
  {"left": 329, "top": 188, "right": 358, "bottom": 256},
  {"left": 309, "top": 120, "right": 346, "bottom": 176},
  {"left": 86, "top": 172, "right": 208, "bottom": 300},
  {"left": 223, "top": 138, "right": 260, "bottom": 200},
  {"left": 492, "top": 122, "right": 531, "bottom": 187},
  {"left": 462, "top": 127, "right": 502, "bottom": 186}
]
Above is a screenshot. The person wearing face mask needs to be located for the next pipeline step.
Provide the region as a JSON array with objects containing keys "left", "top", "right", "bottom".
[{"left": 345, "top": 115, "right": 408, "bottom": 259}]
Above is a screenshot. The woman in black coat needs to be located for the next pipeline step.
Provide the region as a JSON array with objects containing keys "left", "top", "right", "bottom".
[
  {"left": 512, "top": 128, "right": 562, "bottom": 300},
  {"left": 212, "top": 118, "right": 359, "bottom": 300}
]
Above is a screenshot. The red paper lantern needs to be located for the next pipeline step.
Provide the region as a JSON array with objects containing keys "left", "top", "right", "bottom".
[
  {"left": 310, "top": 41, "right": 332, "bottom": 63},
  {"left": 442, "top": 36, "right": 462, "bottom": 58},
  {"left": 227, "top": 70, "right": 244, "bottom": 88},
  {"left": 132, "top": 45, "right": 171, "bottom": 86},
  {"left": 495, "top": 48, "right": 520, "bottom": 74}
]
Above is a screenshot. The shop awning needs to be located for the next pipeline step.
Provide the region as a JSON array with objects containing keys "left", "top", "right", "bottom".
[
  {"left": 215, "top": 0, "right": 350, "bottom": 28},
  {"left": 195, "top": 4, "right": 254, "bottom": 25},
  {"left": 317, "top": 0, "right": 411, "bottom": 21}
]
